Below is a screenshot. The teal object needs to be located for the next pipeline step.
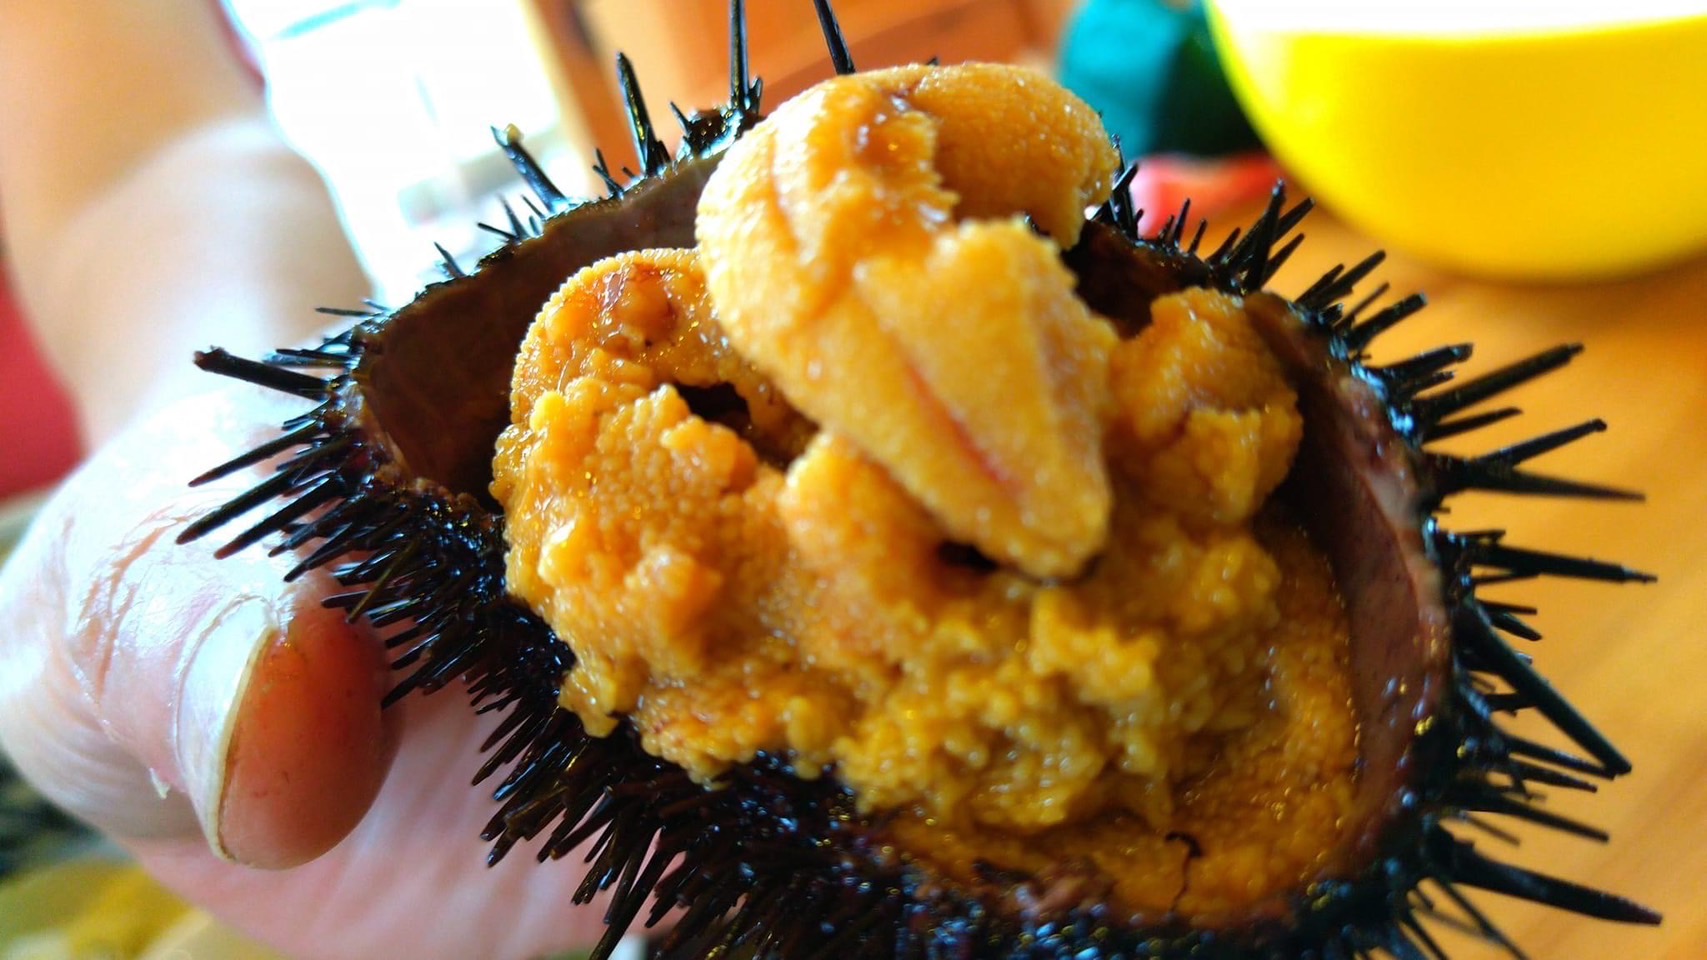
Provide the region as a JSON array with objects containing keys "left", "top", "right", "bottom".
[{"left": 1058, "top": 0, "right": 1260, "bottom": 158}]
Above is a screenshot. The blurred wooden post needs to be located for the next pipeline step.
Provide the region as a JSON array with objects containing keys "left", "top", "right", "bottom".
[
  {"left": 1017, "top": 0, "right": 1085, "bottom": 59},
  {"left": 517, "top": 0, "right": 638, "bottom": 177}
]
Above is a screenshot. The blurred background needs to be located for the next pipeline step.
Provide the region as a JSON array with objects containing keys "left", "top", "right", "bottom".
[
  {"left": 0, "top": 0, "right": 1095, "bottom": 516},
  {"left": 4, "top": 1, "right": 1705, "bottom": 958},
  {"left": 227, "top": 0, "right": 1085, "bottom": 303}
]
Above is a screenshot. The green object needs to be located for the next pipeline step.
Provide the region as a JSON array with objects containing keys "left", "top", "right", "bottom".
[
  {"left": 1058, "top": 0, "right": 1260, "bottom": 158},
  {"left": 0, "top": 755, "right": 95, "bottom": 881}
]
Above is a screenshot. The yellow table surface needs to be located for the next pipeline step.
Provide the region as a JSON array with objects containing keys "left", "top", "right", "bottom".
[{"left": 1252, "top": 205, "right": 1707, "bottom": 959}]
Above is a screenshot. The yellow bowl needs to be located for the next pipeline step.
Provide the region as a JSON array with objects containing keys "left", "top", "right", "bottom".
[{"left": 1206, "top": 2, "right": 1707, "bottom": 280}]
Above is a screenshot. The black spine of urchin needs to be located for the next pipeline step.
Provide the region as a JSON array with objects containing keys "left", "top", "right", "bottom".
[{"left": 182, "top": 3, "right": 1658, "bottom": 958}]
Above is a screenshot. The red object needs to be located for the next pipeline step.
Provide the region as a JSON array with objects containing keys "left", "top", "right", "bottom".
[
  {"left": 0, "top": 265, "right": 82, "bottom": 498},
  {"left": 1127, "top": 151, "right": 1286, "bottom": 239},
  {"left": 0, "top": 1, "right": 258, "bottom": 501}
]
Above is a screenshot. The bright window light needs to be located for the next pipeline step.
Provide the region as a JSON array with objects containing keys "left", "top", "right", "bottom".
[{"left": 227, "top": 0, "right": 591, "bottom": 301}]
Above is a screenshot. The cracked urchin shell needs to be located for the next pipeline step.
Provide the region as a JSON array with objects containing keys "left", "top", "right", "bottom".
[{"left": 184, "top": 1, "right": 1660, "bottom": 957}]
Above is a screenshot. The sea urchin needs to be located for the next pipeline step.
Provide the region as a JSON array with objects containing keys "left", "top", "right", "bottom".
[{"left": 183, "top": 2, "right": 1660, "bottom": 957}]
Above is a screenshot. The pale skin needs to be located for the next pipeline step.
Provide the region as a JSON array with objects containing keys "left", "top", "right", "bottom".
[{"left": 0, "top": 1, "right": 611, "bottom": 956}]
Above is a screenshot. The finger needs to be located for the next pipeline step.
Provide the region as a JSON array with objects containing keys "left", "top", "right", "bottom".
[
  {"left": 0, "top": 391, "right": 394, "bottom": 868},
  {"left": 134, "top": 692, "right": 628, "bottom": 960}
]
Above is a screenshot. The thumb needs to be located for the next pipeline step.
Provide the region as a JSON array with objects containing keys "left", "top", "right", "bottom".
[{"left": 0, "top": 392, "right": 393, "bottom": 869}]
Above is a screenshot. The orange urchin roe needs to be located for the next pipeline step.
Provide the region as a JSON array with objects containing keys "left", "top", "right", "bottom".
[
  {"left": 492, "top": 63, "right": 1357, "bottom": 921},
  {"left": 493, "top": 252, "right": 1358, "bottom": 916},
  {"left": 883, "top": 517, "right": 1357, "bottom": 918},
  {"left": 695, "top": 63, "right": 1123, "bottom": 579}
]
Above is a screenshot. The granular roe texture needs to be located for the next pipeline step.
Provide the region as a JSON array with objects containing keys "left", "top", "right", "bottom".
[{"left": 491, "top": 63, "right": 1357, "bottom": 922}]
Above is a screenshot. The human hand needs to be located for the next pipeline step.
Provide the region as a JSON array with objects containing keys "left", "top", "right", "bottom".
[{"left": 0, "top": 382, "right": 613, "bottom": 960}]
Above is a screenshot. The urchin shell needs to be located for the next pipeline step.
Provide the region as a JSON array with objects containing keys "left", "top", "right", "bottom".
[{"left": 184, "top": 2, "right": 1660, "bottom": 957}]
